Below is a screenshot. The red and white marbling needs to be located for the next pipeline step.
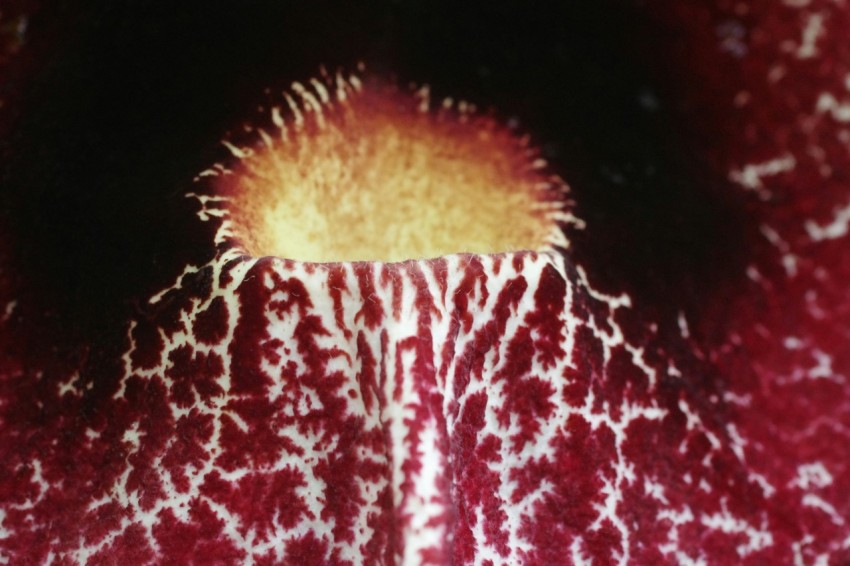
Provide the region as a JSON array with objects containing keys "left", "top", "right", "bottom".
[{"left": 2, "top": 0, "right": 850, "bottom": 564}]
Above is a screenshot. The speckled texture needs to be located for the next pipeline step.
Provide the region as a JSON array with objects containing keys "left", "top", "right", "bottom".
[{"left": 1, "top": 1, "right": 849, "bottom": 564}]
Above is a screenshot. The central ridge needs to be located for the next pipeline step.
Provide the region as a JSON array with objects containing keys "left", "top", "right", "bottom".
[{"left": 214, "top": 71, "right": 572, "bottom": 262}]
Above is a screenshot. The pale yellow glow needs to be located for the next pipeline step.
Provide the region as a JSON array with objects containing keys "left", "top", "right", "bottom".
[{"left": 221, "top": 81, "right": 563, "bottom": 262}]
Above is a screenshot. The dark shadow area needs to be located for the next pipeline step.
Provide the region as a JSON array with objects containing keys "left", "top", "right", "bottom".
[{"left": 2, "top": 0, "right": 752, "bottom": 345}]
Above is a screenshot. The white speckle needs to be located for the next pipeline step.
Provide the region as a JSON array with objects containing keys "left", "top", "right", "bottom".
[
  {"left": 723, "top": 391, "right": 752, "bottom": 407},
  {"left": 803, "top": 494, "right": 845, "bottom": 526},
  {"left": 644, "top": 477, "right": 669, "bottom": 504},
  {"left": 749, "top": 472, "right": 777, "bottom": 498},
  {"left": 794, "top": 462, "right": 833, "bottom": 490},
  {"left": 746, "top": 265, "right": 764, "bottom": 283},
  {"left": 668, "top": 361, "right": 683, "bottom": 378},
  {"left": 793, "top": 535, "right": 815, "bottom": 566},
  {"left": 796, "top": 12, "right": 825, "bottom": 59},
  {"left": 805, "top": 200, "right": 850, "bottom": 241},
  {"left": 0, "top": 508, "right": 10, "bottom": 541},
  {"left": 781, "top": 254, "right": 799, "bottom": 277},
  {"left": 729, "top": 155, "right": 796, "bottom": 197},
  {"left": 122, "top": 425, "right": 141, "bottom": 449},
  {"left": 57, "top": 372, "right": 80, "bottom": 397},
  {"left": 2, "top": 300, "right": 16, "bottom": 322},
  {"left": 726, "top": 424, "right": 747, "bottom": 462},
  {"left": 700, "top": 501, "right": 773, "bottom": 556},
  {"left": 759, "top": 224, "right": 799, "bottom": 276},
  {"left": 816, "top": 92, "right": 850, "bottom": 122},
  {"left": 808, "top": 349, "right": 837, "bottom": 380},
  {"left": 677, "top": 311, "right": 690, "bottom": 339}
]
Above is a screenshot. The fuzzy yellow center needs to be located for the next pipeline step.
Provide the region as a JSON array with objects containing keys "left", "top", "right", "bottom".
[{"left": 219, "top": 80, "right": 565, "bottom": 262}]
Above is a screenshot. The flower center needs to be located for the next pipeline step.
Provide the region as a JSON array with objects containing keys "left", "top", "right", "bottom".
[{"left": 215, "top": 73, "right": 571, "bottom": 262}]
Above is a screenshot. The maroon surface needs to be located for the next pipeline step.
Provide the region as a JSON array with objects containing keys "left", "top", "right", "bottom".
[{"left": 1, "top": 1, "right": 850, "bottom": 564}]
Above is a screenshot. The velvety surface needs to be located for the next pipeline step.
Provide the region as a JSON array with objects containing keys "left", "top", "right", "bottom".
[{"left": 1, "top": 1, "right": 849, "bottom": 563}]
